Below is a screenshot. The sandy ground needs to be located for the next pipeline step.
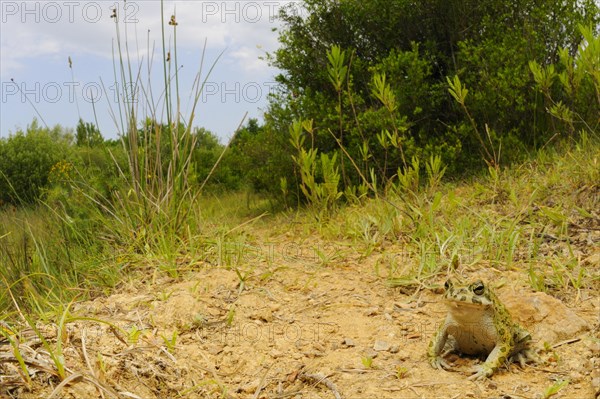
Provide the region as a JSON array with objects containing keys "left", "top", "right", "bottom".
[{"left": 1, "top": 224, "right": 599, "bottom": 399}]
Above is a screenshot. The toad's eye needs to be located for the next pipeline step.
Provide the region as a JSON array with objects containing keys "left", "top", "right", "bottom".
[{"left": 472, "top": 281, "right": 485, "bottom": 295}]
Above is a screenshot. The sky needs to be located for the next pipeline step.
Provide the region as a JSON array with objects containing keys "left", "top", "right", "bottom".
[{"left": 0, "top": 0, "right": 304, "bottom": 141}]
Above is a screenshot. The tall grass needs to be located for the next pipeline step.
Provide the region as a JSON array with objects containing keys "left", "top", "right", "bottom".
[
  {"left": 101, "top": 1, "right": 217, "bottom": 250},
  {"left": 0, "top": 206, "right": 120, "bottom": 317},
  {"left": 0, "top": 0, "right": 236, "bottom": 316}
]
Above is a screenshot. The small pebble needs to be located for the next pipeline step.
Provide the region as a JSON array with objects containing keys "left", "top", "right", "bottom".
[
  {"left": 373, "top": 340, "right": 391, "bottom": 351},
  {"left": 365, "top": 349, "right": 378, "bottom": 359},
  {"left": 270, "top": 349, "right": 284, "bottom": 358}
]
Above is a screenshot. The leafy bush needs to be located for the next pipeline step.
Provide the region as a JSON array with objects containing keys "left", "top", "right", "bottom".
[
  {"left": 192, "top": 127, "right": 234, "bottom": 190},
  {"left": 223, "top": 118, "right": 296, "bottom": 197},
  {"left": 75, "top": 119, "right": 103, "bottom": 147},
  {"left": 530, "top": 24, "right": 600, "bottom": 137},
  {"left": 264, "top": 0, "right": 599, "bottom": 192},
  {"left": 0, "top": 120, "right": 74, "bottom": 205}
]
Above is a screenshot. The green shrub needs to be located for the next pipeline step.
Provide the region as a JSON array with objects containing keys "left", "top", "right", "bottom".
[
  {"left": 265, "top": 0, "right": 599, "bottom": 188},
  {"left": 75, "top": 119, "right": 104, "bottom": 147},
  {"left": 223, "top": 118, "right": 296, "bottom": 197},
  {"left": 0, "top": 120, "right": 74, "bottom": 205}
]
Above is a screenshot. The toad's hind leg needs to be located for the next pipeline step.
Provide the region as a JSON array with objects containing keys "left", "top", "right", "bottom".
[{"left": 468, "top": 343, "right": 510, "bottom": 380}]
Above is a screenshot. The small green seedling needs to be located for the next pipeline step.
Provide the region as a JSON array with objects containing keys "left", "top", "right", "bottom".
[
  {"left": 395, "top": 365, "right": 408, "bottom": 379},
  {"left": 234, "top": 267, "right": 253, "bottom": 293},
  {"left": 542, "top": 379, "right": 569, "bottom": 399},
  {"left": 361, "top": 356, "right": 373, "bottom": 368},
  {"left": 127, "top": 325, "right": 142, "bottom": 344},
  {"left": 157, "top": 290, "right": 174, "bottom": 301},
  {"left": 226, "top": 306, "right": 236, "bottom": 326},
  {"left": 162, "top": 330, "right": 178, "bottom": 352}
]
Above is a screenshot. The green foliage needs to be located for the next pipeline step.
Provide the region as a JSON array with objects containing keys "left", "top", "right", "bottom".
[
  {"left": 396, "top": 156, "right": 420, "bottom": 194},
  {"left": 266, "top": 0, "right": 599, "bottom": 194},
  {"left": 425, "top": 154, "right": 447, "bottom": 194},
  {"left": 192, "top": 127, "right": 233, "bottom": 189},
  {"left": 530, "top": 24, "right": 600, "bottom": 136},
  {"left": 0, "top": 120, "right": 73, "bottom": 205},
  {"left": 290, "top": 120, "right": 342, "bottom": 217},
  {"left": 447, "top": 75, "right": 468, "bottom": 106},
  {"left": 446, "top": 75, "right": 498, "bottom": 166},
  {"left": 223, "top": 118, "right": 296, "bottom": 197},
  {"left": 0, "top": 203, "right": 120, "bottom": 317},
  {"left": 75, "top": 119, "right": 103, "bottom": 147},
  {"left": 372, "top": 73, "right": 397, "bottom": 113},
  {"left": 542, "top": 380, "right": 569, "bottom": 398},
  {"left": 326, "top": 45, "right": 348, "bottom": 92}
]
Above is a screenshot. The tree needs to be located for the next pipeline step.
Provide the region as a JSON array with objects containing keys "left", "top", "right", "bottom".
[
  {"left": 192, "top": 127, "right": 230, "bottom": 189},
  {"left": 223, "top": 118, "right": 296, "bottom": 195},
  {"left": 75, "top": 119, "right": 103, "bottom": 147},
  {"left": 266, "top": 0, "right": 599, "bottom": 182}
]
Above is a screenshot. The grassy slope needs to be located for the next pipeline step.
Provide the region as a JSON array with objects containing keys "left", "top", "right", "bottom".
[
  {"left": 0, "top": 137, "right": 598, "bottom": 398},
  {"left": 313, "top": 137, "right": 599, "bottom": 295},
  {"left": 0, "top": 137, "right": 600, "bottom": 397},
  {"left": 1, "top": 138, "right": 599, "bottom": 317}
]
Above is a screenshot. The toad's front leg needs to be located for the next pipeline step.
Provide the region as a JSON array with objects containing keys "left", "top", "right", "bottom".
[{"left": 428, "top": 324, "right": 452, "bottom": 370}]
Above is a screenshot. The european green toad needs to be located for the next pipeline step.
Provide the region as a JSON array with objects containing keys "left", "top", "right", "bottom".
[{"left": 428, "top": 279, "right": 538, "bottom": 380}]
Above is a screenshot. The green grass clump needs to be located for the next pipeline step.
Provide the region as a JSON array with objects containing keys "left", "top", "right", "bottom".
[
  {"left": 0, "top": 206, "right": 120, "bottom": 317},
  {"left": 325, "top": 136, "right": 599, "bottom": 292}
]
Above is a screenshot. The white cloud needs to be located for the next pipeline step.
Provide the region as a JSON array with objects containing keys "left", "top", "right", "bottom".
[
  {"left": 0, "top": 1, "right": 291, "bottom": 139},
  {"left": 228, "top": 45, "right": 269, "bottom": 72},
  {"left": 1, "top": 0, "right": 287, "bottom": 78}
]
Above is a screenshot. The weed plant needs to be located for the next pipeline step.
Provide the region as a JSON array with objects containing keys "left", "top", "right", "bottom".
[{"left": 0, "top": 0, "right": 243, "bottom": 319}]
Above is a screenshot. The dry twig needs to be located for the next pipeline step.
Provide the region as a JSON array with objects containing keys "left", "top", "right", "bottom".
[{"left": 299, "top": 372, "right": 343, "bottom": 399}]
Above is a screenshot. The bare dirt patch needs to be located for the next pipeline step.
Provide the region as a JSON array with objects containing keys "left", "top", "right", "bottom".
[{"left": 2, "top": 225, "right": 599, "bottom": 399}]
